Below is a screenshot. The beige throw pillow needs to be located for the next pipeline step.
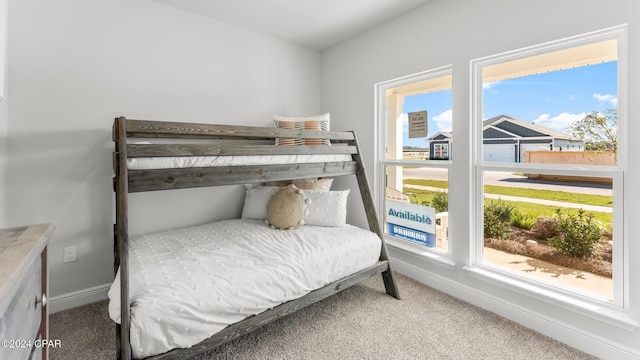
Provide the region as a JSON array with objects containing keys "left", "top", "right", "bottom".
[
  {"left": 265, "top": 178, "right": 333, "bottom": 191},
  {"left": 266, "top": 185, "right": 308, "bottom": 230}
]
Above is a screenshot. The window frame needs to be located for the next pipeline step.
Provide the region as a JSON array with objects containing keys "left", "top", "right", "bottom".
[
  {"left": 374, "top": 65, "right": 454, "bottom": 265},
  {"left": 469, "top": 25, "right": 629, "bottom": 314}
]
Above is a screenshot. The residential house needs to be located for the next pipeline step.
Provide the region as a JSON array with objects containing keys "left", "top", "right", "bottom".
[
  {"left": 427, "top": 115, "right": 584, "bottom": 162},
  {"left": 483, "top": 115, "right": 583, "bottom": 162},
  {"left": 426, "top": 131, "right": 452, "bottom": 160}
]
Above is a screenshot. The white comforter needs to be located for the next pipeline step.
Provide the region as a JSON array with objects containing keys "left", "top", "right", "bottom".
[
  {"left": 108, "top": 219, "right": 381, "bottom": 358},
  {"left": 127, "top": 154, "right": 352, "bottom": 170}
]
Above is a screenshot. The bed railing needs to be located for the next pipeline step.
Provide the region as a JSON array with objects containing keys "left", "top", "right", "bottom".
[{"left": 113, "top": 117, "right": 363, "bottom": 192}]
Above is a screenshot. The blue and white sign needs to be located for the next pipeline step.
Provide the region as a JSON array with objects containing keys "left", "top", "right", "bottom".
[{"left": 385, "top": 199, "right": 436, "bottom": 247}]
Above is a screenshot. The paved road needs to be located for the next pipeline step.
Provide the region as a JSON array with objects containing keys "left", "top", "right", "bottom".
[{"left": 403, "top": 168, "right": 612, "bottom": 196}]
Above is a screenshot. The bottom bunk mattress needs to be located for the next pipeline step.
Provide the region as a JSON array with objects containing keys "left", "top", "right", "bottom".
[{"left": 108, "top": 218, "right": 381, "bottom": 358}]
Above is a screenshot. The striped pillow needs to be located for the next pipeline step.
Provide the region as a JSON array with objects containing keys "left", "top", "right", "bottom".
[{"left": 274, "top": 113, "right": 330, "bottom": 146}]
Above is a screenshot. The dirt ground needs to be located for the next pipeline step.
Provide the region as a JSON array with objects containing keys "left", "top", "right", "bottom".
[{"left": 484, "top": 227, "right": 612, "bottom": 278}]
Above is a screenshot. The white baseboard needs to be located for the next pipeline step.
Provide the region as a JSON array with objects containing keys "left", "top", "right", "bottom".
[
  {"left": 49, "top": 283, "right": 111, "bottom": 314},
  {"left": 391, "top": 258, "right": 640, "bottom": 360}
]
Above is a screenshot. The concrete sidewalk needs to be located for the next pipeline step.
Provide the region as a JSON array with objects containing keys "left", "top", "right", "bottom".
[{"left": 484, "top": 247, "right": 612, "bottom": 299}]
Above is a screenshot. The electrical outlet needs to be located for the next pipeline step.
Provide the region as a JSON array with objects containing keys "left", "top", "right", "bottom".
[{"left": 63, "top": 246, "right": 77, "bottom": 263}]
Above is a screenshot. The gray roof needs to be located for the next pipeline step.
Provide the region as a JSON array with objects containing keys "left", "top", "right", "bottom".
[
  {"left": 426, "top": 131, "right": 452, "bottom": 141},
  {"left": 482, "top": 115, "right": 580, "bottom": 141}
]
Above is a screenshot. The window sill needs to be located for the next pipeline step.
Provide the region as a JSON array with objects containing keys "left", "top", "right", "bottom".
[
  {"left": 386, "top": 237, "right": 456, "bottom": 270},
  {"left": 464, "top": 265, "right": 639, "bottom": 331},
  {"left": 381, "top": 159, "right": 452, "bottom": 168}
]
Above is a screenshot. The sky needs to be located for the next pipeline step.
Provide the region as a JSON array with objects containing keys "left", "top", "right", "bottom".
[{"left": 400, "top": 61, "right": 618, "bottom": 148}]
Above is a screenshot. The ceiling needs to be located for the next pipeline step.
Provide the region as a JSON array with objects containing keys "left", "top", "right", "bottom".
[{"left": 154, "top": 0, "right": 432, "bottom": 50}]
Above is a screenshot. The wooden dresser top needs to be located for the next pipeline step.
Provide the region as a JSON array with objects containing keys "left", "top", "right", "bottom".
[{"left": 0, "top": 223, "right": 54, "bottom": 314}]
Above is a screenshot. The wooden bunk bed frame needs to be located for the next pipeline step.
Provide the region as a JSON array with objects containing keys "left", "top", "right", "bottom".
[{"left": 112, "top": 116, "right": 400, "bottom": 359}]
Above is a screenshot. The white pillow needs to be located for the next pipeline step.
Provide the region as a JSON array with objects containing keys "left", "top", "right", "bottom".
[
  {"left": 304, "top": 189, "right": 350, "bottom": 227},
  {"left": 241, "top": 185, "right": 281, "bottom": 219}
]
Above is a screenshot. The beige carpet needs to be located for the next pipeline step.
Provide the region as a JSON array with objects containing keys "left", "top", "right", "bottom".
[{"left": 49, "top": 273, "right": 596, "bottom": 359}]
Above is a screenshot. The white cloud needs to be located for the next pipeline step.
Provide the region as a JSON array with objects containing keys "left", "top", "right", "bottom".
[
  {"left": 533, "top": 113, "right": 550, "bottom": 123},
  {"left": 593, "top": 93, "right": 617, "bottom": 105},
  {"left": 433, "top": 109, "right": 452, "bottom": 132},
  {"left": 400, "top": 113, "right": 408, "bottom": 130},
  {"left": 533, "top": 112, "right": 585, "bottom": 131},
  {"left": 483, "top": 80, "right": 501, "bottom": 90},
  {"left": 593, "top": 93, "right": 613, "bottom": 101}
]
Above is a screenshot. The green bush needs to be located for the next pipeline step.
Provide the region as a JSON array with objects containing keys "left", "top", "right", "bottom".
[
  {"left": 405, "top": 190, "right": 448, "bottom": 213},
  {"left": 549, "top": 208, "right": 603, "bottom": 259},
  {"left": 511, "top": 210, "right": 537, "bottom": 230},
  {"left": 484, "top": 199, "right": 514, "bottom": 239},
  {"left": 531, "top": 217, "right": 559, "bottom": 240},
  {"left": 431, "top": 191, "right": 449, "bottom": 213}
]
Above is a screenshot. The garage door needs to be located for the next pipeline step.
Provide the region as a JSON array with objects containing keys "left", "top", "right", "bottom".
[{"left": 483, "top": 144, "right": 515, "bottom": 162}]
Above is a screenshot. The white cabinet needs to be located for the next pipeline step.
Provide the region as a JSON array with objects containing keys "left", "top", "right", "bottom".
[{"left": 0, "top": 224, "right": 53, "bottom": 360}]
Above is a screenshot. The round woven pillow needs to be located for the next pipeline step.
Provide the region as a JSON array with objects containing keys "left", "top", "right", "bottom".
[{"left": 266, "top": 185, "right": 307, "bottom": 230}]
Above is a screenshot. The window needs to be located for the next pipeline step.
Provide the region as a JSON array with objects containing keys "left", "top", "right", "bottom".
[
  {"left": 471, "top": 26, "right": 627, "bottom": 307},
  {"left": 375, "top": 66, "right": 452, "bottom": 257},
  {"left": 433, "top": 143, "right": 449, "bottom": 159}
]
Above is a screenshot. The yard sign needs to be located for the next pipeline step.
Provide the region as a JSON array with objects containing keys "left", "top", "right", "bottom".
[
  {"left": 385, "top": 199, "right": 436, "bottom": 247},
  {"left": 408, "top": 110, "right": 428, "bottom": 138}
]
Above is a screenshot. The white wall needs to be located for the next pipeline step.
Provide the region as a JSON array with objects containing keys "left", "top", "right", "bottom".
[
  {"left": 0, "top": 0, "right": 7, "bottom": 227},
  {"left": 0, "top": 102, "right": 5, "bottom": 227},
  {"left": 5, "top": 0, "right": 321, "bottom": 300},
  {"left": 322, "top": 0, "right": 640, "bottom": 359}
]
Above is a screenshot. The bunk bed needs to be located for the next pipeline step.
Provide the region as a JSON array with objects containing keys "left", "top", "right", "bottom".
[{"left": 110, "top": 116, "right": 400, "bottom": 359}]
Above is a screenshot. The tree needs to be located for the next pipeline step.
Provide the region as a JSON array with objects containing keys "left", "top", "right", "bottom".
[{"left": 568, "top": 109, "right": 617, "bottom": 152}]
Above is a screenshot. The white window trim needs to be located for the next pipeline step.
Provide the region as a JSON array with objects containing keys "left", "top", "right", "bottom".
[
  {"left": 374, "top": 65, "right": 453, "bottom": 265},
  {"left": 469, "top": 24, "right": 631, "bottom": 325}
]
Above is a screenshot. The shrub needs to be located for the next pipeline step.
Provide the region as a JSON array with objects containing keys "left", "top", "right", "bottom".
[
  {"left": 484, "top": 213, "right": 510, "bottom": 239},
  {"left": 531, "top": 217, "right": 559, "bottom": 240},
  {"left": 407, "top": 193, "right": 427, "bottom": 206},
  {"left": 484, "top": 199, "right": 514, "bottom": 239},
  {"left": 431, "top": 191, "right": 449, "bottom": 213},
  {"left": 549, "top": 208, "right": 603, "bottom": 259},
  {"left": 511, "top": 210, "right": 537, "bottom": 230},
  {"left": 405, "top": 190, "right": 448, "bottom": 213},
  {"left": 486, "top": 199, "right": 514, "bottom": 222}
]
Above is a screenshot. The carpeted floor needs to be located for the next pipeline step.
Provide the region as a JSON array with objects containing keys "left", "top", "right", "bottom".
[{"left": 49, "top": 273, "right": 597, "bottom": 359}]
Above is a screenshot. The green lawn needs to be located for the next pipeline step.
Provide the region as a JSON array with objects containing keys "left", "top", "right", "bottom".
[
  {"left": 402, "top": 186, "right": 612, "bottom": 226},
  {"left": 403, "top": 179, "right": 612, "bottom": 207}
]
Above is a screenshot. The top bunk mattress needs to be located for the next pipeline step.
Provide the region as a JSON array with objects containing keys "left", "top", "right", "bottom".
[
  {"left": 127, "top": 154, "right": 353, "bottom": 170},
  {"left": 108, "top": 218, "right": 381, "bottom": 358}
]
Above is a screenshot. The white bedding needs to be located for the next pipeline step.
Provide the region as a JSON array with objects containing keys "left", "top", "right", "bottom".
[
  {"left": 108, "top": 219, "right": 381, "bottom": 358},
  {"left": 127, "top": 154, "right": 352, "bottom": 170}
]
